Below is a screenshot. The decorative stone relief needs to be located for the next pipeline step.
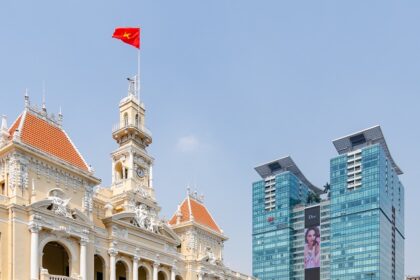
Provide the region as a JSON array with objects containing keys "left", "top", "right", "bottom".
[
  {"left": 164, "top": 243, "right": 178, "bottom": 254},
  {"left": 48, "top": 190, "right": 73, "bottom": 218},
  {"left": 29, "top": 157, "right": 84, "bottom": 191},
  {"left": 8, "top": 153, "right": 29, "bottom": 195},
  {"left": 185, "top": 230, "right": 197, "bottom": 251},
  {"left": 132, "top": 203, "right": 162, "bottom": 233},
  {"left": 112, "top": 225, "right": 128, "bottom": 239},
  {"left": 204, "top": 247, "right": 216, "bottom": 265},
  {"left": 0, "top": 158, "right": 5, "bottom": 181},
  {"left": 83, "top": 186, "right": 93, "bottom": 213},
  {"left": 134, "top": 184, "right": 149, "bottom": 199}
]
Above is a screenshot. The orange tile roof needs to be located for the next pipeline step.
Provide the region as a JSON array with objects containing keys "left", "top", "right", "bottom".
[
  {"left": 169, "top": 196, "right": 222, "bottom": 233},
  {"left": 9, "top": 111, "right": 89, "bottom": 171}
]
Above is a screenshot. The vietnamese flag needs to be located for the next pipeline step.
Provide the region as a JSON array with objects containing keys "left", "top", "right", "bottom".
[{"left": 112, "top": 27, "right": 140, "bottom": 49}]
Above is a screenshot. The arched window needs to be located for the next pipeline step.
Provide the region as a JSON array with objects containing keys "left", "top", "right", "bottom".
[
  {"left": 116, "top": 261, "right": 128, "bottom": 280},
  {"left": 158, "top": 271, "right": 167, "bottom": 280},
  {"left": 135, "top": 114, "right": 139, "bottom": 127},
  {"left": 124, "top": 113, "right": 128, "bottom": 127},
  {"left": 42, "top": 242, "right": 70, "bottom": 277},
  {"left": 94, "top": 255, "right": 105, "bottom": 280},
  {"left": 115, "top": 162, "right": 123, "bottom": 181}
]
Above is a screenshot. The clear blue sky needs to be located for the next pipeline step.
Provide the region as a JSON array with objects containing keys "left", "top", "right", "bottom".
[{"left": 1, "top": 0, "right": 420, "bottom": 275}]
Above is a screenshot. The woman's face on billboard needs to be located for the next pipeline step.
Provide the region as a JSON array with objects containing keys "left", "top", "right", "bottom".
[{"left": 306, "top": 229, "right": 316, "bottom": 244}]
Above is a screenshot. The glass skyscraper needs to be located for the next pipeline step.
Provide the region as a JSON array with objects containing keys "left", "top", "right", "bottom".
[{"left": 252, "top": 126, "right": 404, "bottom": 280}]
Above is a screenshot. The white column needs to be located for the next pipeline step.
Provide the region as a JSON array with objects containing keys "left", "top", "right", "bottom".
[
  {"left": 80, "top": 237, "right": 88, "bottom": 280},
  {"left": 170, "top": 267, "right": 176, "bottom": 280},
  {"left": 153, "top": 262, "right": 160, "bottom": 280},
  {"left": 109, "top": 248, "right": 118, "bottom": 280},
  {"left": 132, "top": 256, "right": 140, "bottom": 280},
  {"left": 198, "top": 272, "right": 204, "bottom": 280},
  {"left": 29, "top": 223, "right": 41, "bottom": 280}
]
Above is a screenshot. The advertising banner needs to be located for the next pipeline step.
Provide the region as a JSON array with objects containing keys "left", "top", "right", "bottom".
[{"left": 304, "top": 206, "right": 320, "bottom": 280}]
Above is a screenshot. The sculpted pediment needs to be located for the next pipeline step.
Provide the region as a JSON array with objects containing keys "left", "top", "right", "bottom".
[
  {"left": 108, "top": 210, "right": 181, "bottom": 244},
  {"left": 30, "top": 188, "right": 90, "bottom": 224}
]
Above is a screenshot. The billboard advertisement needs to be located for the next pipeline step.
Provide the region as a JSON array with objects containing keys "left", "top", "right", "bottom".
[{"left": 304, "top": 206, "right": 320, "bottom": 280}]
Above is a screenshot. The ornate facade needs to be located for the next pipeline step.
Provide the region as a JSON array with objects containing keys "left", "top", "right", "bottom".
[{"left": 0, "top": 85, "right": 254, "bottom": 280}]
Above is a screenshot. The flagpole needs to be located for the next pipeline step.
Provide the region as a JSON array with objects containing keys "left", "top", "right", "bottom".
[{"left": 137, "top": 28, "right": 141, "bottom": 102}]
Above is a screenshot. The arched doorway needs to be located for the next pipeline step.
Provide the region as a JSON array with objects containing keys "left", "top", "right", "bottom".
[
  {"left": 94, "top": 254, "right": 105, "bottom": 280},
  {"left": 138, "top": 266, "right": 148, "bottom": 280},
  {"left": 158, "top": 271, "right": 167, "bottom": 280},
  {"left": 175, "top": 275, "right": 183, "bottom": 280},
  {"left": 42, "top": 242, "right": 70, "bottom": 276},
  {"left": 116, "top": 260, "right": 128, "bottom": 280}
]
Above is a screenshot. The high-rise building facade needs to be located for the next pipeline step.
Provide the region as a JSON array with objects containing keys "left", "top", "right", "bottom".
[{"left": 252, "top": 126, "right": 404, "bottom": 280}]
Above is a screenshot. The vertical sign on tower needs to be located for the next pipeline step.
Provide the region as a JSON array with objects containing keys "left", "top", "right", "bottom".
[{"left": 304, "top": 206, "right": 321, "bottom": 280}]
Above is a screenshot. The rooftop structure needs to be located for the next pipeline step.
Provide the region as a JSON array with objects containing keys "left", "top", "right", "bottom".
[
  {"left": 169, "top": 191, "right": 223, "bottom": 235},
  {"left": 254, "top": 156, "right": 322, "bottom": 194},
  {"left": 332, "top": 125, "right": 403, "bottom": 174}
]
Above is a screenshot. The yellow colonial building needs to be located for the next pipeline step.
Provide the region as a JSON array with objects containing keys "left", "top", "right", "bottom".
[{"left": 0, "top": 82, "right": 254, "bottom": 280}]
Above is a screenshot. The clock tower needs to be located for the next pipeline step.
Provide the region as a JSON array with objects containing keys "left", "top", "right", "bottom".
[{"left": 110, "top": 78, "right": 156, "bottom": 204}]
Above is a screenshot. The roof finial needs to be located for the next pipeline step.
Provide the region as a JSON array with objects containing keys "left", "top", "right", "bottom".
[
  {"left": 58, "top": 106, "right": 63, "bottom": 125},
  {"left": 24, "top": 89, "right": 30, "bottom": 107},
  {"left": 176, "top": 204, "right": 182, "bottom": 224},
  {"left": 42, "top": 93, "right": 47, "bottom": 113},
  {"left": 1, "top": 115, "right": 7, "bottom": 130},
  {"left": 0, "top": 115, "right": 10, "bottom": 144}
]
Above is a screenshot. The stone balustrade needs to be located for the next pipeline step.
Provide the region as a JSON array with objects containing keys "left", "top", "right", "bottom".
[{"left": 40, "top": 269, "right": 80, "bottom": 280}]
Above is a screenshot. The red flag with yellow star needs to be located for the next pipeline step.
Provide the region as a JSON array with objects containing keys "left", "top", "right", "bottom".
[{"left": 112, "top": 27, "right": 140, "bottom": 49}]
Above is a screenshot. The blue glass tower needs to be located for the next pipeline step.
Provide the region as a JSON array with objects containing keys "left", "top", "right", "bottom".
[
  {"left": 252, "top": 126, "right": 404, "bottom": 280},
  {"left": 330, "top": 126, "right": 404, "bottom": 280},
  {"left": 252, "top": 157, "right": 323, "bottom": 280}
]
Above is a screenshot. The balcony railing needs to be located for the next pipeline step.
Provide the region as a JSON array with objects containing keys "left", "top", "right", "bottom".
[
  {"left": 40, "top": 269, "right": 80, "bottom": 280},
  {"left": 48, "top": 276, "right": 78, "bottom": 280},
  {"left": 40, "top": 269, "right": 79, "bottom": 280},
  {"left": 112, "top": 122, "right": 152, "bottom": 137}
]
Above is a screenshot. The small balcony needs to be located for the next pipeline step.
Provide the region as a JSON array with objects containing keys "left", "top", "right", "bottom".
[
  {"left": 112, "top": 122, "right": 152, "bottom": 144},
  {"left": 112, "top": 122, "right": 152, "bottom": 136}
]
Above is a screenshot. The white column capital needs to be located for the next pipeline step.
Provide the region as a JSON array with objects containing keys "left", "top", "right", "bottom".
[
  {"left": 28, "top": 222, "right": 42, "bottom": 233},
  {"left": 153, "top": 262, "right": 160, "bottom": 268},
  {"left": 80, "top": 237, "right": 89, "bottom": 246},
  {"left": 133, "top": 255, "right": 141, "bottom": 262},
  {"left": 108, "top": 248, "right": 119, "bottom": 257}
]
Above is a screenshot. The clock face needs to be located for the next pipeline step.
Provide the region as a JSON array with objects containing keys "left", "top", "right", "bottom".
[{"left": 136, "top": 167, "right": 145, "bottom": 178}]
